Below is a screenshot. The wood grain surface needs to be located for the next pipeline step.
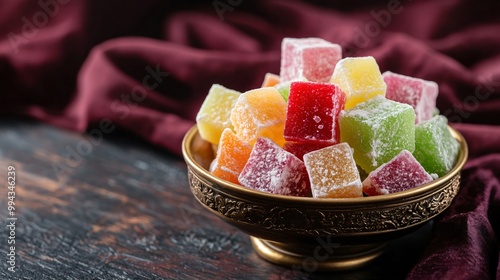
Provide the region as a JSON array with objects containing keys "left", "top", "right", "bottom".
[{"left": 0, "top": 119, "right": 431, "bottom": 279}]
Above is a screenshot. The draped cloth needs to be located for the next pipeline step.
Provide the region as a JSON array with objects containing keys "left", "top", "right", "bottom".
[{"left": 0, "top": 0, "right": 498, "bottom": 278}]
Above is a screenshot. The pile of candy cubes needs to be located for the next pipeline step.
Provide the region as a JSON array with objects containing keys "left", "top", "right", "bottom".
[{"left": 195, "top": 37, "right": 460, "bottom": 198}]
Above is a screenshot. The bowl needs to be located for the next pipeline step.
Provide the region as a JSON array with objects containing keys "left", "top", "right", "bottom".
[{"left": 182, "top": 125, "right": 468, "bottom": 271}]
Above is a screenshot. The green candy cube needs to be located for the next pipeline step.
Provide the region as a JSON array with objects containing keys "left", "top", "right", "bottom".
[
  {"left": 413, "top": 115, "right": 459, "bottom": 177},
  {"left": 275, "top": 81, "right": 291, "bottom": 102},
  {"left": 340, "top": 96, "right": 416, "bottom": 173}
]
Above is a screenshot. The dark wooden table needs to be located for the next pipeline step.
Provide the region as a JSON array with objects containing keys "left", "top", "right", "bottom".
[{"left": 0, "top": 119, "right": 432, "bottom": 279}]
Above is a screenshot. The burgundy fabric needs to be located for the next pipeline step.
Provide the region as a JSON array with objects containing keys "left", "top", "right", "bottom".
[{"left": 1, "top": 0, "right": 499, "bottom": 278}]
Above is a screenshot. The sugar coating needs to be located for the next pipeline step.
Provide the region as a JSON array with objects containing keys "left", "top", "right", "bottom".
[
  {"left": 383, "top": 71, "right": 438, "bottom": 124},
  {"left": 340, "top": 95, "right": 416, "bottom": 173},
  {"left": 284, "top": 81, "right": 346, "bottom": 144},
  {"left": 280, "top": 38, "right": 342, "bottom": 83},
  {"left": 362, "top": 150, "right": 433, "bottom": 196},
  {"left": 230, "top": 87, "right": 287, "bottom": 146},
  {"left": 331, "top": 56, "right": 387, "bottom": 109},
  {"left": 261, "top": 73, "right": 280, "bottom": 87},
  {"left": 303, "top": 142, "right": 362, "bottom": 198},
  {"left": 238, "top": 138, "right": 311, "bottom": 197},
  {"left": 283, "top": 141, "right": 332, "bottom": 161},
  {"left": 413, "top": 115, "right": 459, "bottom": 177},
  {"left": 211, "top": 128, "right": 253, "bottom": 185},
  {"left": 196, "top": 84, "right": 241, "bottom": 144}
]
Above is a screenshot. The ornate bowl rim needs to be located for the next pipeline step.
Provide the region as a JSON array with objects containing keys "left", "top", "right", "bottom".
[{"left": 182, "top": 125, "right": 468, "bottom": 205}]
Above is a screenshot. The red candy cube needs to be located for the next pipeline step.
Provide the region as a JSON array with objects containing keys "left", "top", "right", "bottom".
[
  {"left": 283, "top": 142, "right": 332, "bottom": 161},
  {"left": 238, "top": 138, "right": 311, "bottom": 197},
  {"left": 362, "top": 150, "right": 434, "bottom": 196},
  {"left": 284, "top": 81, "right": 346, "bottom": 144}
]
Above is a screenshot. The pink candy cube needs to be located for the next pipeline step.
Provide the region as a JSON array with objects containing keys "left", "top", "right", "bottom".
[
  {"left": 383, "top": 71, "right": 438, "bottom": 124},
  {"left": 362, "top": 150, "right": 434, "bottom": 196},
  {"left": 238, "top": 138, "right": 311, "bottom": 197},
  {"left": 284, "top": 81, "right": 346, "bottom": 144},
  {"left": 280, "top": 38, "right": 342, "bottom": 83}
]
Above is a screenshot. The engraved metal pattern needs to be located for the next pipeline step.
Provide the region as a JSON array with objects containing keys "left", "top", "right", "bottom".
[{"left": 188, "top": 167, "right": 460, "bottom": 235}]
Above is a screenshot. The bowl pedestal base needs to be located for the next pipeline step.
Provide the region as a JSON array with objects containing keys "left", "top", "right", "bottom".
[{"left": 250, "top": 237, "right": 386, "bottom": 271}]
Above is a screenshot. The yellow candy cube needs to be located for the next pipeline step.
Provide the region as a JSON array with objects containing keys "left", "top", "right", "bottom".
[
  {"left": 303, "top": 142, "right": 362, "bottom": 198},
  {"left": 196, "top": 84, "right": 241, "bottom": 145},
  {"left": 230, "top": 87, "right": 287, "bottom": 146},
  {"left": 331, "top": 56, "right": 386, "bottom": 109}
]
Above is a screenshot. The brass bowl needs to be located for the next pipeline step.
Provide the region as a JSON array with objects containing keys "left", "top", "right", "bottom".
[{"left": 182, "top": 125, "right": 468, "bottom": 271}]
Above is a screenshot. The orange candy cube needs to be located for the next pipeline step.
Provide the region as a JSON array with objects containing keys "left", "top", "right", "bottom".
[
  {"left": 211, "top": 128, "right": 253, "bottom": 184},
  {"left": 230, "top": 87, "right": 287, "bottom": 146},
  {"left": 261, "top": 73, "right": 280, "bottom": 87}
]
